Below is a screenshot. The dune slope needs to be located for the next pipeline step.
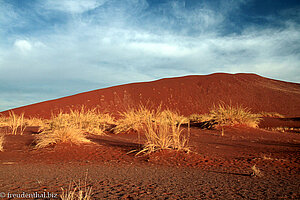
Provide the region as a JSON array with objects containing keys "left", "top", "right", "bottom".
[{"left": 1, "top": 73, "right": 300, "bottom": 118}]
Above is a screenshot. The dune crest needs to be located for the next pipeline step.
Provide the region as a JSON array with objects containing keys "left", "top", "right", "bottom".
[{"left": 1, "top": 73, "right": 300, "bottom": 118}]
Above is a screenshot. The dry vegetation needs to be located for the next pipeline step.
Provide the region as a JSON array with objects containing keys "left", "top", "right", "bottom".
[
  {"left": 251, "top": 165, "right": 263, "bottom": 177},
  {"left": 189, "top": 104, "right": 262, "bottom": 128},
  {"left": 265, "top": 127, "right": 300, "bottom": 133},
  {"left": 114, "top": 105, "right": 188, "bottom": 134},
  {"left": 0, "top": 134, "right": 4, "bottom": 152},
  {"left": 61, "top": 177, "right": 93, "bottom": 200},
  {"left": 259, "top": 112, "right": 284, "bottom": 118},
  {"left": 0, "top": 112, "right": 27, "bottom": 135},
  {"left": 35, "top": 127, "right": 91, "bottom": 148},
  {"left": 0, "top": 104, "right": 286, "bottom": 152},
  {"left": 114, "top": 106, "right": 190, "bottom": 154},
  {"left": 137, "top": 112, "right": 190, "bottom": 154},
  {"left": 42, "top": 107, "right": 115, "bottom": 135},
  {"left": 35, "top": 107, "right": 115, "bottom": 148}
]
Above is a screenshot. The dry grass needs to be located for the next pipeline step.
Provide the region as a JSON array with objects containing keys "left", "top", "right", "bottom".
[
  {"left": 113, "top": 105, "right": 155, "bottom": 134},
  {"left": 137, "top": 113, "right": 190, "bottom": 155},
  {"left": 114, "top": 105, "right": 188, "bottom": 134},
  {"left": 0, "top": 134, "right": 4, "bottom": 152},
  {"left": 209, "top": 104, "right": 261, "bottom": 128},
  {"left": 35, "top": 127, "right": 91, "bottom": 148},
  {"left": 259, "top": 112, "right": 285, "bottom": 118},
  {"left": 189, "top": 113, "right": 213, "bottom": 123},
  {"left": 35, "top": 107, "right": 115, "bottom": 148},
  {"left": 251, "top": 165, "right": 263, "bottom": 177},
  {"left": 61, "top": 176, "right": 92, "bottom": 200},
  {"left": 265, "top": 127, "right": 300, "bottom": 133},
  {"left": 41, "top": 107, "right": 115, "bottom": 135},
  {"left": 25, "top": 117, "right": 47, "bottom": 127},
  {"left": 3, "top": 112, "right": 27, "bottom": 135}
]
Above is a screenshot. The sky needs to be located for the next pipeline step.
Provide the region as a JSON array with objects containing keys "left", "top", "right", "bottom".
[{"left": 0, "top": 0, "right": 300, "bottom": 111}]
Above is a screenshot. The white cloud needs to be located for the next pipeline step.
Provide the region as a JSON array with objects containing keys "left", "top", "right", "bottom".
[
  {"left": 14, "top": 40, "right": 32, "bottom": 52},
  {"left": 0, "top": 0, "right": 300, "bottom": 111},
  {"left": 43, "top": 0, "right": 108, "bottom": 13}
]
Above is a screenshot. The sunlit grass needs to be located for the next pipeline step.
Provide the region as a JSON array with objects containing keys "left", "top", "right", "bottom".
[
  {"left": 41, "top": 106, "right": 115, "bottom": 136},
  {"left": 0, "top": 112, "right": 27, "bottom": 135},
  {"left": 35, "top": 127, "right": 91, "bottom": 148},
  {"left": 210, "top": 104, "right": 262, "bottom": 128},
  {"left": 114, "top": 105, "right": 188, "bottom": 134},
  {"left": 0, "top": 134, "right": 4, "bottom": 152},
  {"left": 259, "top": 112, "right": 285, "bottom": 118},
  {"left": 61, "top": 175, "right": 93, "bottom": 200},
  {"left": 137, "top": 110, "right": 190, "bottom": 155}
]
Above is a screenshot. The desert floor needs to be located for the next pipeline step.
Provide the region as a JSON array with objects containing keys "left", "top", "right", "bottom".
[{"left": 0, "top": 119, "right": 299, "bottom": 199}]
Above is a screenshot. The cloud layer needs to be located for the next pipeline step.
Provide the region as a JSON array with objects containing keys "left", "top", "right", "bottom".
[{"left": 0, "top": 0, "right": 300, "bottom": 111}]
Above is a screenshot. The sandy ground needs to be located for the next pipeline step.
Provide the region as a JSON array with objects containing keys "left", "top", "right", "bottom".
[{"left": 0, "top": 119, "right": 299, "bottom": 199}]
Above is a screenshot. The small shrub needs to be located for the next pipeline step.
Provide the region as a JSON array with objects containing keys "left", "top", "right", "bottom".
[{"left": 35, "top": 127, "right": 91, "bottom": 148}]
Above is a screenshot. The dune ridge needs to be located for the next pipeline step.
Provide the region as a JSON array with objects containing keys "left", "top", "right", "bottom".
[{"left": 1, "top": 73, "right": 300, "bottom": 118}]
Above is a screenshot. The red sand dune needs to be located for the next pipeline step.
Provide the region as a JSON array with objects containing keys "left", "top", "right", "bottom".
[{"left": 1, "top": 73, "right": 300, "bottom": 118}]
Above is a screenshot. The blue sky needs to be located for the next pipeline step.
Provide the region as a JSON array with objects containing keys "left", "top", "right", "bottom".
[{"left": 0, "top": 0, "right": 300, "bottom": 111}]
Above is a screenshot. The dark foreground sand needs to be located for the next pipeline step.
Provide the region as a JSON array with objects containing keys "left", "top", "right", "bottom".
[{"left": 0, "top": 162, "right": 299, "bottom": 200}]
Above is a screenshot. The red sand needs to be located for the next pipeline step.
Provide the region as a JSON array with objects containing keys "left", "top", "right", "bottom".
[
  {"left": 1, "top": 73, "right": 300, "bottom": 199},
  {"left": 0, "top": 127, "right": 299, "bottom": 199},
  {"left": 1, "top": 73, "right": 300, "bottom": 118}
]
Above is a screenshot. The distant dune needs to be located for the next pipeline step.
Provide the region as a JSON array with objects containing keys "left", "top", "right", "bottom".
[{"left": 1, "top": 73, "right": 300, "bottom": 118}]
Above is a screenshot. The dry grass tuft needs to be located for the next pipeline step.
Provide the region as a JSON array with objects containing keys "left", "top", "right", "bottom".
[
  {"left": 35, "top": 107, "right": 115, "bottom": 148},
  {"left": 0, "top": 134, "right": 4, "bottom": 152},
  {"left": 61, "top": 176, "right": 92, "bottom": 200},
  {"left": 209, "top": 104, "right": 261, "bottom": 128},
  {"left": 25, "top": 117, "right": 47, "bottom": 127},
  {"left": 0, "top": 112, "right": 27, "bottom": 135},
  {"left": 259, "top": 112, "right": 285, "bottom": 118},
  {"left": 35, "top": 127, "right": 91, "bottom": 148},
  {"left": 251, "top": 165, "right": 263, "bottom": 177},
  {"left": 113, "top": 105, "right": 155, "bottom": 134},
  {"left": 41, "top": 106, "right": 115, "bottom": 135},
  {"left": 114, "top": 105, "right": 188, "bottom": 134},
  {"left": 137, "top": 113, "right": 190, "bottom": 155}
]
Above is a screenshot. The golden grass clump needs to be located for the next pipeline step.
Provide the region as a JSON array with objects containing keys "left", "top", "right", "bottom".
[
  {"left": 137, "top": 112, "right": 190, "bottom": 155},
  {"left": 114, "top": 106, "right": 188, "bottom": 134},
  {"left": 41, "top": 107, "right": 115, "bottom": 136},
  {"left": 0, "top": 112, "right": 27, "bottom": 135},
  {"left": 35, "top": 107, "right": 115, "bottom": 148},
  {"left": 0, "top": 134, "right": 4, "bottom": 152},
  {"left": 209, "top": 104, "right": 261, "bottom": 128},
  {"left": 158, "top": 110, "right": 189, "bottom": 125},
  {"left": 35, "top": 127, "right": 91, "bottom": 148},
  {"left": 114, "top": 106, "right": 155, "bottom": 134},
  {"left": 25, "top": 117, "right": 47, "bottom": 127}
]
